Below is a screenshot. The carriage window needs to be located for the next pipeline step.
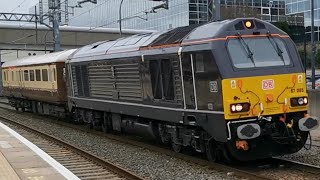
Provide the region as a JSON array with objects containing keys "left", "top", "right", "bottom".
[
  {"left": 29, "top": 70, "right": 35, "bottom": 81},
  {"left": 12, "top": 71, "right": 15, "bottom": 81},
  {"left": 53, "top": 68, "right": 56, "bottom": 81},
  {"left": 35, "top": 69, "right": 41, "bottom": 81},
  {"left": 42, "top": 69, "right": 48, "bottom": 81},
  {"left": 3, "top": 72, "right": 6, "bottom": 81},
  {"left": 48, "top": 69, "right": 53, "bottom": 81},
  {"left": 16, "top": 71, "right": 19, "bottom": 81},
  {"left": 24, "top": 70, "right": 29, "bottom": 81}
]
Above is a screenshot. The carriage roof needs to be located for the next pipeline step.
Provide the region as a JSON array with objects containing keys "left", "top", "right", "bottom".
[{"left": 2, "top": 49, "right": 77, "bottom": 68}]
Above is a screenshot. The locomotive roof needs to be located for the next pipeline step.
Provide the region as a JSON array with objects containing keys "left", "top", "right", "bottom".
[
  {"left": 68, "top": 18, "right": 288, "bottom": 62},
  {"left": 2, "top": 49, "right": 77, "bottom": 68}
]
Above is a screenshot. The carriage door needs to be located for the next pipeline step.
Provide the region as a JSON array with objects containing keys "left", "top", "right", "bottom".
[{"left": 181, "top": 53, "right": 197, "bottom": 109}]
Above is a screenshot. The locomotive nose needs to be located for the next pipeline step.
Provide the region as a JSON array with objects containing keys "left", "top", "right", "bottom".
[{"left": 298, "top": 116, "right": 319, "bottom": 131}]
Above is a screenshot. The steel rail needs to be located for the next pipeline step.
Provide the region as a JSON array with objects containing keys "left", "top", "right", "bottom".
[{"left": 0, "top": 115, "right": 144, "bottom": 180}]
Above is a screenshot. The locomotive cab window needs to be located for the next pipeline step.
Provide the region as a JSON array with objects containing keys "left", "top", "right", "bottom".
[
  {"left": 227, "top": 37, "right": 291, "bottom": 68},
  {"left": 149, "top": 59, "right": 175, "bottom": 101}
]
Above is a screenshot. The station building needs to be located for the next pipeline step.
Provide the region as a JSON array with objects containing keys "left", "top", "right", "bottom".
[{"left": 285, "top": 0, "right": 320, "bottom": 41}]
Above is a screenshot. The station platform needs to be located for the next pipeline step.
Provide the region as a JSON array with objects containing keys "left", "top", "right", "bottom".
[{"left": 0, "top": 121, "right": 79, "bottom": 180}]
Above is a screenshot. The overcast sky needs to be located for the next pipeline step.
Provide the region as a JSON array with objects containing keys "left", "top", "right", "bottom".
[{"left": 0, "top": 0, "right": 38, "bottom": 13}]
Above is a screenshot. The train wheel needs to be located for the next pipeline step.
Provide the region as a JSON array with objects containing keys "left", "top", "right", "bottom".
[
  {"left": 171, "top": 142, "right": 182, "bottom": 153},
  {"left": 206, "top": 140, "right": 218, "bottom": 162},
  {"left": 15, "top": 107, "right": 19, "bottom": 111}
]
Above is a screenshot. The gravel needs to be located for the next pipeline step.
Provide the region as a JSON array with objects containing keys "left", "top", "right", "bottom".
[
  {"left": 0, "top": 107, "right": 237, "bottom": 180},
  {"left": 277, "top": 139, "right": 320, "bottom": 167}
]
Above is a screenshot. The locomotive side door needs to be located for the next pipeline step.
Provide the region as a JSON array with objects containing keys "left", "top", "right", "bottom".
[{"left": 181, "top": 53, "right": 196, "bottom": 109}]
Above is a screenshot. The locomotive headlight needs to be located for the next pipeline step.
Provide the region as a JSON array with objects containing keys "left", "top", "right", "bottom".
[
  {"left": 230, "top": 103, "right": 250, "bottom": 113},
  {"left": 235, "top": 104, "right": 243, "bottom": 111},
  {"left": 231, "top": 105, "right": 236, "bottom": 112},
  {"left": 298, "top": 98, "right": 304, "bottom": 105},
  {"left": 290, "top": 96, "right": 308, "bottom": 107}
]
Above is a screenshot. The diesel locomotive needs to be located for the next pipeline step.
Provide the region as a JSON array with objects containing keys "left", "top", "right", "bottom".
[{"left": 2, "top": 18, "right": 319, "bottom": 161}]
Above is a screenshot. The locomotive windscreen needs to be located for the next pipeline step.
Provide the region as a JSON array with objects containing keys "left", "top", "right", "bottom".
[{"left": 227, "top": 36, "right": 291, "bottom": 69}]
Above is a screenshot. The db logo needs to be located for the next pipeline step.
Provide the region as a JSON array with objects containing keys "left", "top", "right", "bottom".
[{"left": 262, "top": 79, "right": 274, "bottom": 90}]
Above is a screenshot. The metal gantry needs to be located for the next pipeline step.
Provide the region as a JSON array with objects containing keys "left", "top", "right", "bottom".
[
  {"left": 0, "top": 13, "right": 39, "bottom": 22},
  {"left": 0, "top": 0, "right": 90, "bottom": 52}
]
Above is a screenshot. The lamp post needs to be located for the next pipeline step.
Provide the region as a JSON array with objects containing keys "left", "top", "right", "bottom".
[
  {"left": 311, "top": 0, "right": 316, "bottom": 89},
  {"left": 269, "top": 1, "right": 273, "bottom": 22},
  {"left": 119, "top": 0, "right": 124, "bottom": 37}
]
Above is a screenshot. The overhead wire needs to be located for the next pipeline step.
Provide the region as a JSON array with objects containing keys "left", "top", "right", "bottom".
[
  {"left": 77, "top": 0, "right": 187, "bottom": 31},
  {"left": 11, "top": 0, "right": 29, "bottom": 13}
]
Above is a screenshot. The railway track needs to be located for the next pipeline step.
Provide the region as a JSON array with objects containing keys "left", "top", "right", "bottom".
[
  {"left": 234, "top": 157, "right": 320, "bottom": 179},
  {"left": 273, "top": 158, "right": 320, "bottom": 175},
  {"left": 0, "top": 98, "right": 319, "bottom": 179},
  {"left": 0, "top": 115, "right": 144, "bottom": 180}
]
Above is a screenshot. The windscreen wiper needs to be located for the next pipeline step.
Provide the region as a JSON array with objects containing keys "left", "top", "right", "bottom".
[
  {"left": 267, "top": 33, "right": 285, "bottom": 65},
  {"left": 236, "top": 33, "right": 255, "bottom": 66}
]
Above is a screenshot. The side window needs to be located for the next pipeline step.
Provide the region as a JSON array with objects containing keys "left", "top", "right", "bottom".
[
  {"left": 16, "top": 71, "right": 19, "bottom": 81},
  {"left": 42, "top": 69, "right": 48, "bottom": 81},
  {"left": 35, "top": 69, "right": 41, "bottom": 81},
  {"left": 3, "top": 71, "right": 6, "bottom": 81},
  {"left": 195, "top": 54, "right": 205, "bottom": 73},
  {"left": 24, "top": 70, "right": 29, "bottom": 81},
  {"left": 149, "top": 59, "right": 175, "bottom": 100},
  {"left": 48, "top": 69, "right": 53, "bottom": 81},
  {"left": 149, "top": 61, "right": 162, "bottom": 99},
  {"left": 161, "top": 59, "right": 174, "bottom": 100},
  {"left": 29, "top": 70, "right": 35, "bottom": 81},
  {"left": 53, "top": 68, "right": 56, "bottom": 81},
  {"left": 19, "top": 71, "right": 23, "bottom": 81}
]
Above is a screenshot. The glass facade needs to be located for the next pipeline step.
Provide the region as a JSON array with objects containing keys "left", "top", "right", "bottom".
[
  {"left": 220, "top": 0, "right": 287, "bottom": 22},
  {"left": 68, "top": 0, "right": 213, "bottom": 31},
  {"left": 286, "top": 0, "right": 319, "bottom": 27},
  {"left": 65, "top": 0, "right": 296, "bottom": 31}
]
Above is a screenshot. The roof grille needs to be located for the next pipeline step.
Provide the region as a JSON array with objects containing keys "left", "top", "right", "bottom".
[{"left": 150, "top": 24, "right": 200, "bottom": 46}]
